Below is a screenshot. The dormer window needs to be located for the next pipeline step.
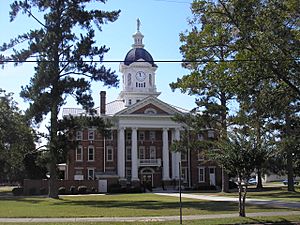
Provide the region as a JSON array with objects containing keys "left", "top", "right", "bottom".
[{"left": 144, "top": 108, "right": 157, "bottom": 114}]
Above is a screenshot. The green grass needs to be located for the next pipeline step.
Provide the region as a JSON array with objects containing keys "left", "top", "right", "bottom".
[
  {"left": 0, "top": 193, "right": 299, "bottom": 218},
  {"left": 1, "top": 215, "right": 300, "bottom": 225}
]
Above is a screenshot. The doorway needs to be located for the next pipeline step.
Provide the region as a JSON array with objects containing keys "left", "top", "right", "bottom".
[{"left": 209, "top": 167, "right": 216, "bottom": 186}]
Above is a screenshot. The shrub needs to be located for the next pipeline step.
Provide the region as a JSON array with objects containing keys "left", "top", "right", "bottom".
[
  {"left": 12, "top": 187, "right": 24, "bottom": 196},
  {"left": 78, "top": 186, "right": 87, "bottom": 194},
  {"left": 39, "top": 187, "right": 47, "bottom": 195},
  {"left": 29, "top": 187, "right": 37, "bottom": 195},
  {"left": 69, "top": 186, "right": 76, "bottom": 194},
  {"left": 58, "top": 186, "right": 66, "bottom": 195},
  {"left": 128, "top": 186, "right": 142, "bottom": 193},
  {"left": 90, "top": 187, "right": 97, "bottom": 193}
]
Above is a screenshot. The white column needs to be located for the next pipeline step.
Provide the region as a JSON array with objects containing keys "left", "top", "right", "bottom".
[
  {"left": 174, "top": 128, "right": 181, "bottom": 179},
  {"left": 162, "top": 128, "right": 170, "bottom": 180},
  {"left": 171, "top": 130, "right": 176, "bottom": 179},
  {"left": 131, "top": 127, "right": 139, "bottom": 181},
  {"left": 117, "top": 127, "right": 125, "bottom": 178}
]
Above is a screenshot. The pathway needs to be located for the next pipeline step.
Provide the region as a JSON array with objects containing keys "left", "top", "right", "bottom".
[
  {"left": 154, "top": 192, "right": 300, "bottom": 209},
  {"left": 0, "top": 211, "right": 299, "bottom": 223}
]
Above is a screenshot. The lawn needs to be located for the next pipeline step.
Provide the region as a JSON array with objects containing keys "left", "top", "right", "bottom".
[{"left": 0, "top": 193, "right": 299, "bottom": 218}]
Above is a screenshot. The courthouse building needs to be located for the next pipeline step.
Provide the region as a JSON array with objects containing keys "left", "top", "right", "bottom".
[{"left": 62, "top": 24, "right": 221, "bottom": 190}]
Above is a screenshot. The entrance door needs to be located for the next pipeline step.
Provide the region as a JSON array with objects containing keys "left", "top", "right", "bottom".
[
  {"left": 140, "top": 168, "right": 154, "bottom": 190},
  {"left": 209, "top": 167, "right": 216, "bottom": 186}
]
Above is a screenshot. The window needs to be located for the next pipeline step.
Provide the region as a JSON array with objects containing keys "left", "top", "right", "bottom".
[
  {"left": 181, "top": 167, "right": 188, "bottom": 182},
  {"left": 126, "top": 146, "right": 132, "bottom": 161},
  {"left": 197, "top": 134, "right": 204, "bottom": 141},
  {"left": 106, "top": 130, "right": 113, "bottom": 140},
  {"left": 76, "top": 131, "right": 83, "bottom": 140},
  {"left": 126, "top": 168, "right": 132, "bottom": 181},
  {"left": 126, "top": 131, "right": 132, "bottom": 141},
  {"left": 75, "top": 169, "right": 83, "bottom": 175},
  {"left": 138, "top": 131, "right": 145, "bottom": 141},
  {"left": 197, "top": 150, "right": 204, "bottom": 161},
  {"left": 208, "top": 130, "right": 215, "bottom": 138},
  {"left": 88, "top": 168, "right": 95, "bottom": 180},
  {"left": 76, "top": 146, "right": 83, "bottom": 161},
  {"left": 198, "top": 167, "right": 205, "bottom": 182},
  {"left": 181, "top": 152, "right": 187, "bottom": 161},
  {"left": 128, "top": 73, "right": 132, "bottom": 86},
  {"left": 88, "top": 146, "right": 94, "bottom": 161},
  {"left": 145, "top": 108, "right": 157, "bottom": 115},
  {"left": 106, "top": 146, "right": 113, "bottom": 161},
  {"left": 149, "top": 131, "right": 156, "bottom": 140},
  {"left": 149, "top": 74, "right": 152, "bottom": 86},
  {"left": 139, "top": 146, "right": 145, "bottom": 159},
  {"left": 137, "top": 82, "right": 145, "bottom": 88},
  {"left": 149, "top": 146, "right": 156, "bottom": 159},
  {"left": 88, "top": 129, "right": 94, "bottom": 140},
  {"left": 128, "top": 99, "right": 132, "bottom": 105},
  {"left": 136, "top": 99, "right": 140, "bottom": 103}
]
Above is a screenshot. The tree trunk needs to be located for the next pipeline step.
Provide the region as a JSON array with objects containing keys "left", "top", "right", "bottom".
[
  {"left": 241, "top": 184, "right": 247, "bottom": 217},
  {"left": 220, "top": 91, "right": 229, "bottom": 193},
  {"left": 48, "top": 1, "right": 61, "bottom": 199},
  {"left": 256, "top": 168, "right": 263, "bottom": 190},
  {"left": 285, "top": 111, "right": 295, "bottom": 192},
  {"left": 237, "top": 178, "right": 245, "bottom": 217},
  {"left": 222, "top": 167, "right": 229, "bottom": 193}
]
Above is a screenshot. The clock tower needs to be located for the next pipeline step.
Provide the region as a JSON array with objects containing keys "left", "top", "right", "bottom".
[{"left": 119, "top": 19, "right": 160, "bottom": 106}]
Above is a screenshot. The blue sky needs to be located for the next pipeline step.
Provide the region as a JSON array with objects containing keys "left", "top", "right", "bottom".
[{"left": 0, "top": 0, "right": 196, "bottom": 116}]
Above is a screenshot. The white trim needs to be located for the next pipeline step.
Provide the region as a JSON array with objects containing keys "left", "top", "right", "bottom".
[
  {"left": 76, "top": 131, "right": 83, "bottom": 141},
  {"left": 88, "top": 145, "right": 94, "bottom": 161},
  {"left": 87, "top": 168, "right": 95, "bottom": 180},
  {"left": 106, "top": 146, "right": 114, "bottom": 162},
  {"left": 88, "top": 129, "right": 94, "bottom": 140},
  {"left": 198, "top": 167, "right": 205, "bottom": 183},
  {"left": 76, "top": 146, "right": 83, "bottom": 162}
]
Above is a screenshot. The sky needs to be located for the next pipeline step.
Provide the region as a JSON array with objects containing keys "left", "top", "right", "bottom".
[{"left": 0, "top": 0, "right": 197, "bottom": 120}]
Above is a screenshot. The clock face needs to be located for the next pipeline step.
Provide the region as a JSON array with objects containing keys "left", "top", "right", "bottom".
[{"left": 136, "top": 71, "right": 146, "bottom": 82}]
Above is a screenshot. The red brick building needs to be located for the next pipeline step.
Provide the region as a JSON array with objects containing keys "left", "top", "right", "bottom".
[{"left": 62, "top": 22, "right": 222, "bottom": 191}]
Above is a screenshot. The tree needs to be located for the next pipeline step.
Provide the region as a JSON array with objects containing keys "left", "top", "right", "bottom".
[
  {"left": 170, "top": 0, "right": 238, "bottom": 192},
  {"left": 0, "top": 1, "right": 120, "bottom": 198},
  {"left": 174, "top": 0, "right": 299, "bottom": 192},
  {"left": 0, "top": 89, "right": 36, "bottom": 183},
  {"left": 210, "top": 128, "right": 258, "bottom": 217}
]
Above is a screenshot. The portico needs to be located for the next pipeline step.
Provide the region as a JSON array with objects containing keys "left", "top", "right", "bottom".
[{"left": 116, "top": 122, "right": 182, "bottom": 185}]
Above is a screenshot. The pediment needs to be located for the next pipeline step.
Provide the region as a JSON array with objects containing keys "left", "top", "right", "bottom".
[{"left": 115, "top": 96, "right": 186, "bottom": 116}]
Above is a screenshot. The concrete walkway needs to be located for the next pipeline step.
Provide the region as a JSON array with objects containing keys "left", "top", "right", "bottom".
[
  {"left": 0, "top": 211, "right": 299, "bottom": 223},
  {"left": 155, "top": 192, "right": 300, "bottom": 209}
]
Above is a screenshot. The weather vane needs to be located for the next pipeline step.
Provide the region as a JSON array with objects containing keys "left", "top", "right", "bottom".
[{"left": 137, "top": 18, "right": 141, "bottom": 32}]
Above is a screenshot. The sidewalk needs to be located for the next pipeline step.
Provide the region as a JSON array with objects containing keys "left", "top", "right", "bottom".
[
  {"left": 0, "top": 211, "right": 299, "bottom": 223},
  {"left": 155, "top": 192, "right": 300, "bottom": 209}
]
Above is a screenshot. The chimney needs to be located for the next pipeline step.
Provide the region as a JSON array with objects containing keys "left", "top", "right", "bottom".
[{"left": 100, "top": 91, "right": 106, "bottom": 115}]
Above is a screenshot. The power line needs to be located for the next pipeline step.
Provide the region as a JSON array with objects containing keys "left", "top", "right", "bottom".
[{"left": 0, "top": 59, "right": 298, "bottom": 64}]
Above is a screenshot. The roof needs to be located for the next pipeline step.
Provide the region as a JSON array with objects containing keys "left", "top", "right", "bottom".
[{"left": 124, "top": 48, "right": 156, "bottom": 67}]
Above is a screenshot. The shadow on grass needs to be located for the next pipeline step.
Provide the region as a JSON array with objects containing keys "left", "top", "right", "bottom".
[
  {"left": 46, "top": 198, "right": 281, "bottom": 213},
  {"left": 246, "top": 217, "right": 296, "bottom": 225}
]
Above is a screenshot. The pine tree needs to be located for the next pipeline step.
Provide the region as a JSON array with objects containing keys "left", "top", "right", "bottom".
[{"left": 0, "top": 0, "right": 120, "bottom": 198}]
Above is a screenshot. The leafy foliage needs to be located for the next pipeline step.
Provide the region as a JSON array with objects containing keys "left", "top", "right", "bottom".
[
  {"left": 1, "top": 0, "right": 120, "bottom": 198},
  {"left": 0, "top": 89, "right": 36, "bottom": 183}
]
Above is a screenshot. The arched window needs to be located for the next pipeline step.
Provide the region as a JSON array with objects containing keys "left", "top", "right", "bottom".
[
  {"left": 144, "top": 108, "right": 157, "bottom": 114},
  {"left": 149, "top": 74, "right": 152, "bottom": 86},
  {"left": 128, "top": 73, "right": 132, "bottom": 86}
]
